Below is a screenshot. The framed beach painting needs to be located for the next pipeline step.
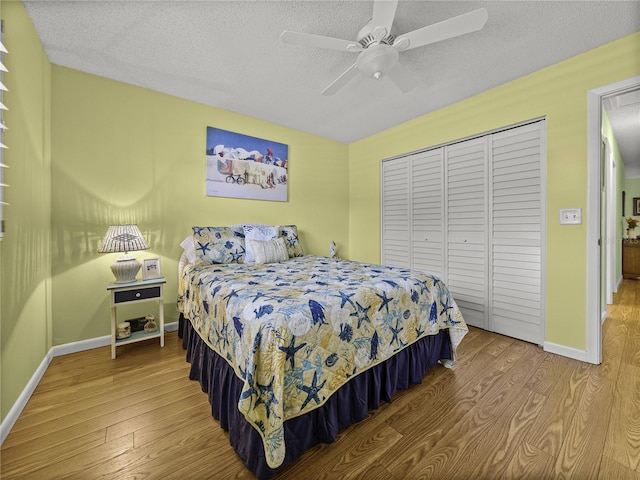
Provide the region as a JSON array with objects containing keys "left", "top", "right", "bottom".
[
  {"left": 205, "top": 127, "right": 289, "bottom": 202},
  {"left": 142, "top": 257, "right": 162, "bottom": 280}
]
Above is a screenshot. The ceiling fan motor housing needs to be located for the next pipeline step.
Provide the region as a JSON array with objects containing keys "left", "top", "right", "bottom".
[{"left": 357, "top": 21, "right": 396, "bottom": 48}]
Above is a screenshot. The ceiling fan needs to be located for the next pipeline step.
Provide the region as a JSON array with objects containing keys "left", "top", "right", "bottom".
[{"left": 280, "top": 1, "right": 488, "bottom": 96}]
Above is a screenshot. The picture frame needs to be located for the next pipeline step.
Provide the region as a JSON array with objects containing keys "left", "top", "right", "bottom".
[
  {"left": 142, "top": 257, "right": 162, "bottom": 280},
  {"left": 205, "top": 126, "right": 289, "bottom": 202},
  {"left": 633, "top": 197, "right": 640, "bottom": 216}
]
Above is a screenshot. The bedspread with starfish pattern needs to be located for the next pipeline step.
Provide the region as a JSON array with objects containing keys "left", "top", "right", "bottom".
[{"left": 178, "top": 255, "right": 467, "bottom": 469}]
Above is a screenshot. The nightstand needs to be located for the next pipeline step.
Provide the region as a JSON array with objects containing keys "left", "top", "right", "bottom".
[{"left": 107, "top": 277, "right": 166, "bottom": 359}]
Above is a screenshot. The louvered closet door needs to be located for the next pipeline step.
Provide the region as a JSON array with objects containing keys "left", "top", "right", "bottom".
[
  {"left": 446, "top": 139, "right": 488, "bottom": 330},
  {"left": 490, "top": 122, "right": 544, "bottom": 344},
  {"left": 411, "top": 150, "right": 444, "bottom": 278},
  {"left": 381, "top": 157, "right": 411, "bottom": 268}
]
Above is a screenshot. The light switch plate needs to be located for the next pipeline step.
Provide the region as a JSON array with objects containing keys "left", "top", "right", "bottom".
[{"left": 559, "top": 208, "right": 582, "bottom": 225}]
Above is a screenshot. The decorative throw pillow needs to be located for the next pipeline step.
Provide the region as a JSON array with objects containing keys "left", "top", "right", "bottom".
[
  {"left": 243, "top": 224, "right": 279, "bottom": 262},
  {"left": 248, "top": 237, "right": 289, "bottom": 264},
  {"left": 279, "top": 225, "right": 304, "bottom": 258},
  {"left": 192, "top": 226, "right": 246, "bottom": 264}
]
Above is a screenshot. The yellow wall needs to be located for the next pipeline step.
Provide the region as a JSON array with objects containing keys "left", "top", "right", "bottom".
[
  {"left": 348, "top": 32, "right": 640, "bottom": 351},
  {"left": 0, "top": 1, "right": 52, "bottom": 421},
  {"left": 1, "top": 1, "right": 639, "bottom": 429},
  {"left": 50, "top": 67, "right": 350, "bottom": 345},
  {"left": 624, "top": 178, "right": 640, "bottom": 224}
]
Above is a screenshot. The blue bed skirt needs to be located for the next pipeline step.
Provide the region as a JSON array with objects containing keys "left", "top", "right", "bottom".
[{"left": 180, "top": 314, "right": 451, "bottom": 479}]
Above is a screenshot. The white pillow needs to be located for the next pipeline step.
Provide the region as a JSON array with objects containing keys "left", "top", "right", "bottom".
[
  {"left": 248, "top": 237, "right": 289, "bottom": 264},
  {"left": 230, "top": 223, "right": 270, "bottom": 230},
  {"left": 243, "top": 224, "right": 279, "bottom": 262},
  {"left": 180, "top": 236, "right": 196, "bottom": 264}
]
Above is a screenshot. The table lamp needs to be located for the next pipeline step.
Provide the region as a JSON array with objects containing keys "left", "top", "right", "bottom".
[{"left": 99, "top": 224, "right": 149, "bottom": 283}]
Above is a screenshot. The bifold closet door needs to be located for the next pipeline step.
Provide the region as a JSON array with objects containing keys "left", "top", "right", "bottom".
[
  {"left": 445, "top": 138, "right": 488, "bottom": 330},
  {"left": 490, "top": 122, "right": 544, "bottom": 344},
  {"left": 380, "top": 121, "right": 544, "bottom": 344},
  {"left": 381, "top": 156, "right": 410, "bottom": 268},
  {"left": 411, "top": 150, "right": 444, "bottom": 278}
]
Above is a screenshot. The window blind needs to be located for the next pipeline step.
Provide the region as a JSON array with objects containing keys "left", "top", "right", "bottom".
[{"left": 0, "top": 24, "right": 7, "bottom": 237}]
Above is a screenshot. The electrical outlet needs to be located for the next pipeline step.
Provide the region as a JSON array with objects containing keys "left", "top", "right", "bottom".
[{"left": 559, "top": 208, "right": 582, "bottom": 225}]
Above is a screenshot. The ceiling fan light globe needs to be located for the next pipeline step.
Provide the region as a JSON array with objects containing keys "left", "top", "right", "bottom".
[{"left": 356, "top": 44, "right": 399, "bottom": 79}]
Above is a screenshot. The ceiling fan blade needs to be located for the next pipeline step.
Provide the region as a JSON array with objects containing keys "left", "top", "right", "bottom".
[
  {"left": 321, "top": 64, "right": 359, "bottom": 96},
  {"left": 372, "top": 0, "right": 399, "bottom": 37},
  {"left": 280, "top": 30, "right": 362, "bottom": 52},
  {"left": 393, "top": 7, "right": 488, "bottom": 51},
  {"left": 386, "top": 63, "right": 419, "bottom": 93}
]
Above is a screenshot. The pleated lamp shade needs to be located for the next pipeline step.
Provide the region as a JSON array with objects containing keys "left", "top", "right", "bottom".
[{"left": 99, "top": 225, "right": 149, "bottom": 283}]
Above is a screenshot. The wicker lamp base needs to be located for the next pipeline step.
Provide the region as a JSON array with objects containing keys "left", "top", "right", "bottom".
[{"left": 110, "top": 255, "right": 141, "bottom": 283}]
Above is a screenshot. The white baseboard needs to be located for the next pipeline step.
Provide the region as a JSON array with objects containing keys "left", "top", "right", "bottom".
[
  {"left": 165, "top": 321, "right": 179, "bottom": 332},
  {"left": 0, "top": 350, "right": 52, "bottom": 444},
  {"left": 544, "top": 341, "right": 588, "bottom": 363},
  {"left": 0, "top": 320, "right": 179, "bottom": 445},
  {"left": 51, "top": 335, "right": 111, "bottom": 357},
  {"left": 49, "top": 321, "right": 179, "bottom": 357}
]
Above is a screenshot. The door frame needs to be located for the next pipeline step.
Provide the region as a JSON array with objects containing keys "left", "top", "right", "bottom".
[
  {"left": 586, "top": 75, "right": 640, "bottom": 365},
  {"left": 604, "top": 137, "right": 615, "bottom": 307}
]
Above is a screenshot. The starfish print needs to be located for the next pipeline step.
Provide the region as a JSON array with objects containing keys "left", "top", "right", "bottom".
[
  {"left": 350, "top": 301, "right": 371, "bottom": 329},
  {"left": 298, "top": 370, "right": 326, "bottom": 410},
  {"left": 224, "top": 289, "right": 239, "bottom": 301},
  {"left": 255, "top": 375, "right": 279, "bottom": 419},
  {"left": 439, "top": 294, "right": 453, "bottom": 316},
  {"left": 285, "top": 234, "right": 299, "bottom": 247},
  {"left": 230, "top": 249, "right": 243, "bottom": 262},
  {"left": 376, "top": 291, "right": 393, "bottom": 313},
  {"left": 252, "top": 291, "right": 267, "bottom": 303},
  {"left": 279, "top": 336, "right": 307, "bottom": 368},
  {"left": 389, "top": 318, "right": 404, "bottom": 346},
  {"left": 334, "top": 291, "right": 355, "bottom": 309},
  {"left": 196, "top": 241, "right": 211, "bottom": 255},
  {"left": 239, "top": 369, "right": 256, "bottom": 404}
]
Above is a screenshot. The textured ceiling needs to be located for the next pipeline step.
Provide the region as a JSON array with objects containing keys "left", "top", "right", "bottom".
[
  {"left": 605, "top": 88, "right": 640, "bottom": 177},
  {"left": 24, "top": 0, "right": 640, "bottom": 150}
]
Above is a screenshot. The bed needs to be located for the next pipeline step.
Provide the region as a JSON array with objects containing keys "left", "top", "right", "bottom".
[{"left": 177, "top": 225, "right": 467, "bottom": 478}]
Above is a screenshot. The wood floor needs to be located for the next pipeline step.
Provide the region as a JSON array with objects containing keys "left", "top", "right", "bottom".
[{"left": 2, "top": 280, "right": 640, "bottom": 479}]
